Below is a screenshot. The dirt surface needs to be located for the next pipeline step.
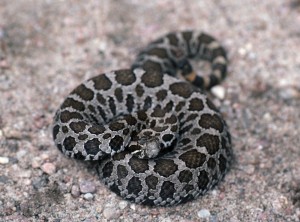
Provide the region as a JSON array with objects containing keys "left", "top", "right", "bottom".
[{"left": 0, "top": 0, "right": 300, "bottom": 221}]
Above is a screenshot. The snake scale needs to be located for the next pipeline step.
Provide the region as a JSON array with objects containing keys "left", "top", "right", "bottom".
[{"left": 53, "top": 31, "right": 232, "bottom": 206}]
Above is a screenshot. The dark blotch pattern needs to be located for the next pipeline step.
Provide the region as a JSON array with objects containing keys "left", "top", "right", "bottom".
[
  {"left": 109, "top": 183, "right": 121, "bottom": 196},
  {"left": 178, "top": 170, "right": 193, "bottom": 183},
  {"left": 179, "top": 149, "right": 206, "bottom": 169},
  {"left": 145, "top": 175, "right": 158, "bottom": 190},
  {"left": 109, "top": 121, "right": 125, "bottom": 131},
  {"left": 137, "top": 111, "right": 147, "bottom": 121},
  {"left": 96, "top": 93, "right": 106, "bottom": 105},
  {"left": 164, "top": 101, "right": 174, "bottom": 112},
  {"left": 162, "top": 134, "right": 174, "bottom": 143},
  {"left": 196, "top": 134, "right": 220, "bottom": 155},
  {"left": 78, "top": 134, "right": 88, "bottom": 140},
  {"left": 165, "top": 114, "right": 177, "bottom": 124},
  {"left": 125, "top": 115, "right": 137, "bottom": 125},
  {"left": 108, "top": 97, "right": 116, "bottom": 116},
  {"left": 160, "top": 181, "right": 175, "bottom": 200},
  {"left": 92, "top": 74, "right": 112, "bottom": 90},
  {"left": 62, "top": 126, "right": 68, "bottom": 133},
  {"left": 109, "top": 135, "right": 124, "bottom": 152},
  {"left": 114, "top": 88, "right": 123, "bottom": 102},
  {"left": 69, "top": 121, "right": 87, "bottom": 133},
  {"left": 141, "top": 70, "right": 163, "bottom": 88},
  {"left": 88, "top": 125, "right": 106, "bottom": 134},
  {"left": 61, "top": 98, "right": 85, "bottom": 111},
  {"left": 88, "top": 105, "right": 96, "bottom": 114},
  {"left": 180, "top": 138, "right": 191, "bottom": 146},
  {"left": 156, "top": 89, "right": 168, "bottom": 101},
  {"left": 127, "top": 177, "right": 142, "bottom": 195},
  {"left": 52, "top": 125, "right": 59, "bottom": 140},
  {"left": 135, "top": 84, "right": 144, "bottom": 97},
  {"left": 185, "top": 114, "right": 198, "bottom": 122},
  {"left": 206, "top": 99, "right": 218, "bottom": 112},
  {"left": 191, "top": 128, "right": 201, "bottom": 135},
  {"left": 140, "top": 61, "right": 163, "bottom": 73},
  {"left": 143, "top": 96, "right": 152, "bottom": 110},
  {"left": 115, "top": 69, "right": 136, "bottom": 85},
  {"left": 63, "top": 136, "right": 76, "bottom": 151},
  {"left": 175, "top": 101, "right": 186, "bottom": 112},
  {"left": 198, "top": 114, "right": 224, "bottom": 132},
  {"left": 103, "top": 133, "right": 111, "bottom": 139},
  {"left": 197, "top": 170, "right": 209, "bottom": 190},
  {"left": 126, "top": 94, "right": 135, "bottom": 112},
  {"left": 97, "top": 106, "right": 107, "bottom": 121},
  {"left": 166, "top": 33, "right": 179, "bottom": 46},
  {"left": 117, "top": 165, "right": 128, "bottom": 179},
  {"left": 219, "top": 154, "right": 227, "bottom": 173},
  {"left": 154, "top": 159, "right": 178, "bottom": 177},
  {"left": 128, "top": 158, "right": 149, "bottom": 173},
  {"left": 84, "top": 138, "right": 101, "bottom": 155},
  {"left": 101, "top": 161, "right": 114, "bottom": 178},
  {"left": 60, "top": 111, "right": 83, "bottom": 123},
  {"left": 73, "top": 84, "right": 94, "bottom": 101},
  {"left": 188, "top": 98, "right": 204, "bottom": 111},
  {"left": 169, "top": 82, "right": 194, "bottom": 98},
  {"left": 151, "top": 106, "right": 166, "bottom": 117},
  {"left": 207, "top": 157, "right": 217, "bottom": 170},
  {"left": 147, "top": 48, "right": 168, "bottom": 58}
]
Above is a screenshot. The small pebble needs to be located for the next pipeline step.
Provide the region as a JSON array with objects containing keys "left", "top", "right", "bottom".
[
  {"left": 17, "top": 170, "right": 31, "bottom": 178},
  {"left": 0, "top": 175, "right": 9, "bottom": 184},
  {"left": 16, "top": 150, "right": 27, "bottom": 160},
  {"left": 160, "top": 218, "right": 172, "bottom": 222},
  {"left": 71, "top": 185, "right": 81, "bottom": 197},
  {"left": 31, "top": 157, "right": 42, "bottom": 168},
  {"left": 2, "top": 128, "right": 22, "bottom": 139},
  {"left": 263, "top": 112, "right": 272, "bottom": 121},
  {"left": 0, "top": 58, "right": 10, "bottom": 69},
  {"left": 279, "top": 87, "right": 300, "bottom": 100},
  {"left": 103, "top": 207, "right": 121, "bottom": 220},
  {"left": 243, "top": 164, "right": 255, "bottom": 175},
  {"left": 32, "top": 174, "right": 49, "bottom": 190},
  {"left": 79, "top": 180, "right": 96, "bottom": 193},
  {"left": 211, "top": 85, "right": 226, "bottom": 100},
  {"left": 83, "top": 193, "right": 94, "bottom": 201},
  {"left": 0, "top": 156, "right": 9, "bottom": 164},
  {"left": 41, "top": 153, "right": 50, "bottom": 160},
  {"left": 41, "top": 162, "right": 56, "bottom": 175},
  {"left": 130, "top": 203, "right": 136, "bottom": 210},
  {"left": 197, "top": 209, "right": 211, "bottom": 218},
  {"left": 118, "top": 200, "right": 128, "bottom": 210}
]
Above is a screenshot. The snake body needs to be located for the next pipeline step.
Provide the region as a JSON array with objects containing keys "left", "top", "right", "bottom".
[{"left": 53, "top": 31, "right": 232, "bottom": 206}]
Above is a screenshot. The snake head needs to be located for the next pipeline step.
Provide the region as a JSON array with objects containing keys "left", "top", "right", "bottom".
[{"left": 131, "top": 136, "right": 161, "bottom": 159}]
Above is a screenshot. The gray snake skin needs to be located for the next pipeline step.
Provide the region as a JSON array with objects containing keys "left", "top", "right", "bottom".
[{"left": 53, "top": 31, "right": 232, "bottom": 206}]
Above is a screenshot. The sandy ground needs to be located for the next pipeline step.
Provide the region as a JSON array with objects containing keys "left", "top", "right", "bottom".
[{"left": 0, "top": 0, "right": 300, "bottom": 221}]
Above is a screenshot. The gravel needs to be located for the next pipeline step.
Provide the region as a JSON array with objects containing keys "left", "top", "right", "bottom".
[
  {"left": 79, "top": 180, "right": 97, "bottom": 194},
  {"left": 0, "top": 0, "right": 299, "bottom": 221}
]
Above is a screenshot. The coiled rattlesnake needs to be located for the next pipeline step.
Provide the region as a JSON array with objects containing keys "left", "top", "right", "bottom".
[{"left": 52, "top": 31, "right": 232, "bottom": 206}]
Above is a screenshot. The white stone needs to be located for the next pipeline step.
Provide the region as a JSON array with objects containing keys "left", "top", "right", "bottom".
[
  {"left": 103, "top": 207, "right": 121, "bottom": 219},
  {"left": 197, "top": 209, "right": 211, "bottom": 218},
  {"left": 83, "top": 193, "right": 94, "bottom": 201},
  {"left": 79, "top": 180, "right": 96, "bottom": 193},
  {"left": 211, "top": 85, "right": 226, "bottom": 100},
  {"left": 118, "top": 200, "right": 128, "bottom": 210},
  {"left": 0, "top": 156, "right": 9, "bottom": 164},
  {"left": 40, "top": 162, "right": 56, "bottom": 175}
]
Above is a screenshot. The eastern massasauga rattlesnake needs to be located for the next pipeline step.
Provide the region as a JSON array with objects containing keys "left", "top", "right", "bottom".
[{"left": 52, "top": 31, "right": 232, "bottom": 206}]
